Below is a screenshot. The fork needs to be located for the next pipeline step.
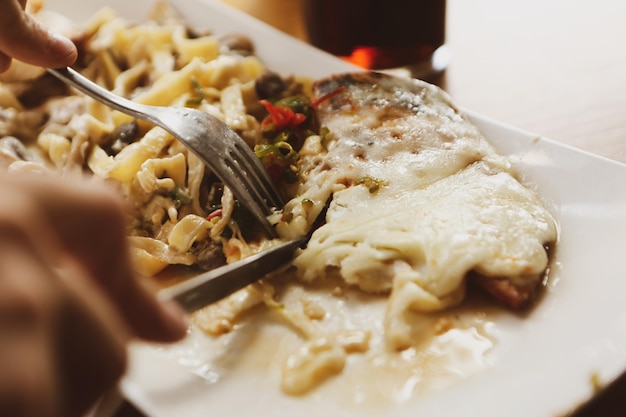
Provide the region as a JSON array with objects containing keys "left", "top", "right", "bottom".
[{"left": 47, "top": 67, "right": 284, "bottom": 237}]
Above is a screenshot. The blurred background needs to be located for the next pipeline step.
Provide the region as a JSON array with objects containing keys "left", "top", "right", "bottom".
[{"left": 218, "top": 0, "right": 626, "bottom": 164}]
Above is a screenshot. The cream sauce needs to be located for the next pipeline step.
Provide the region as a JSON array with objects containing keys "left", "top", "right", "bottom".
[{"left": 162, "top": 270, "right": 502, "bottom": 408}]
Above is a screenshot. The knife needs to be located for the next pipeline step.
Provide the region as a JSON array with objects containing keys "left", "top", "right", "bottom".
[
  {"left": 159, "top": 198, "right": 331, "bottom": 313},
  {"left": 158, "top": 235, "right": 308, "bottom": 313}
]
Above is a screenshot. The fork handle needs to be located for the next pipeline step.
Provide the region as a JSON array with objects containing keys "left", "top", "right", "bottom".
[{"left": 47, "top": 67, "right": 159, "bottom": 126}]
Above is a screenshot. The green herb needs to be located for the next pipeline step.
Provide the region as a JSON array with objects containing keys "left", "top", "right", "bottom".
[
  {"left": 358, "top": 176, "right": 388, "bottom": 194},
  {"left": 319, "top": 127, "right": 333, "bottom": 150},
  {"left": 255, "top": 142, "right": 299, "bottom": 183},
  {"left": 185, "top": 78, "right": 205, "bottom": 106},
  {"left": 274, "top": 95, "right": 311, "bottom": 115},
  {"left": 168, "top": 185, "right": 193, "bottom": 208}
]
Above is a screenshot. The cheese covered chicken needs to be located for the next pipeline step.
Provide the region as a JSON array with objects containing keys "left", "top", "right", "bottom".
[{"left": 278, "top": 72, "right": 557, "bottom": 349}]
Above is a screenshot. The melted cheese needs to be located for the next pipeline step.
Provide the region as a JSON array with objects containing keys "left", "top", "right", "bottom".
[{"left": 285, "top": 73, "right": 557, "bottom": 350}]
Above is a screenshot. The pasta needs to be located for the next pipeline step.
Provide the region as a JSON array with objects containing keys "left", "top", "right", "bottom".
[
  {"left": 1, "top": 2, "right": 299, "bottom": 276},
  {"left": 0, "top": 2, "right": 345, "bottom": 392}
]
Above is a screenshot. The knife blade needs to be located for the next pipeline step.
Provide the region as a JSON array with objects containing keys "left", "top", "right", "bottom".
[{"left": 158, "top": 235, "right": 308, "bottom": 313}]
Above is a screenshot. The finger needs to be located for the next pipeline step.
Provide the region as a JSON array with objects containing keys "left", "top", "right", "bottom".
[
  {"left": 1, "top": 173, "right": 188, "bottom": 342},
  {"left": 117, "top": 273, "right": 189, "bottom": 342},
  {"left": 53, "top": 258, "right": 131, "bottom": 417},
  {"left": 0, "top": 236, "right": 61, "bottom": 417},
  {"left": 0, "top": 1, "right": 77, "bottom": 69},
  {"left": 0, "top": 192, "right": 131, "bottom": 417},
  {"left": 0, "top": 52, "right": 10, "bottom": 73},
  {"left": 0, "top": 234, "right": 129, "bottom": 417},
  {"left": 42, "top": 178, "right": 188, "bottom": 342}
]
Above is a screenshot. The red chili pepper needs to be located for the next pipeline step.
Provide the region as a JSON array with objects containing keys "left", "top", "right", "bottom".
[
  {"left": 205, "top": 208, "right": 223, "bottom": 221},
  {"left": 259, "top": 99, "right": 307, "bottom": 130},
  {"left": 310, "top": 86, "right": 347, "bottom": 108}
]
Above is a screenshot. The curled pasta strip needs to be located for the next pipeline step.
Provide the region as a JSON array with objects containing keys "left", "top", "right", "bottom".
[
  {"left": 129, "top": 236, "right": 195, "bottom": 276},
  {"left": 168, "top": 214, "right": 211, "bottom": 253}
]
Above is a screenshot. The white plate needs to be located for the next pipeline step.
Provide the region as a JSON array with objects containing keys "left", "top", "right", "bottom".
[{"left": 45, "top": 0, "right": 626, "bottom": 416}]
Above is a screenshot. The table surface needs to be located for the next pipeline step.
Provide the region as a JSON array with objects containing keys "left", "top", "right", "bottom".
[{"left": 113, "top": 0, "right": 626, "bottom": 415}]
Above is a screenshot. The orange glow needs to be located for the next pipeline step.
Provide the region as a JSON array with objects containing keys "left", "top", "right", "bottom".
[{"left": 341, "top": 47, "right": 378, "bottom": 69}]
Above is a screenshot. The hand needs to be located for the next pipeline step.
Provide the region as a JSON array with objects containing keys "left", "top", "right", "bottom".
[
  {"left": 0, "top": 172, "right": 188, "bottom": 417},
  {"left": 0, "top": 0, "right": 77, "bottom": 72}
]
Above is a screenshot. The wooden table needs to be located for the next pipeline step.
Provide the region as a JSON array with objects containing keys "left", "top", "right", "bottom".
[{"left": 113, "top": 0, "right": 626, "bottom": 415}]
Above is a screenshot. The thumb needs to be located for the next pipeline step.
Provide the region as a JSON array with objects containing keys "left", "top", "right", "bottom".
[{"left": 0, "top": 1, "right": 77, "bottom": 70}]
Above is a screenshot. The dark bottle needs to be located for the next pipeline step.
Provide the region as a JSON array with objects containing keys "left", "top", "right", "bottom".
[{"left": 303, "top": 0, "right": 447, "bottom": 77}]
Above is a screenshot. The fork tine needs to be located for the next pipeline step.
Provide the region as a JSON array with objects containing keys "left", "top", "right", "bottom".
[
  {"left": 230, "top": 141, "right": 286, "bottom": 208},
  {"left": 186, "top": 109, "right": 285, "bottom": 211},
  {"left": 155, "top": 108, "right": 282, "bottom": 236},
  {"left": 224, "top": 157, "right": 274, "bottom": 215},
  {"left": 219, "top": 159, "right": 278, "bottom": 238}
]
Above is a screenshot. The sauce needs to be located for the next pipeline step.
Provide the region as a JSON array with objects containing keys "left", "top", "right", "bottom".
[{"left": 160, "top": 275, "right": 501, "bottom": 409}]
